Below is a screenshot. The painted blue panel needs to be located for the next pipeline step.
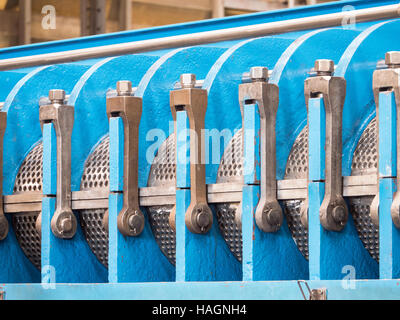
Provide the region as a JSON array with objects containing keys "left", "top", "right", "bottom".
[
  {"left": 241, "top": 185, "right": 260, "bottom": 281},
  {"left": 242, "top": 104, "right": 260, "bottom": 184},
  {"left": 0, "top": 0, "right": 395, "bottom": 60},
  {"left": 378, "top": 92, "right": 397, "bottom": 178},
  {"left": 308, "top": 182, "right": 324, "bottom": 280},
  {"left": 6, "top": 278, "right": 400, "bottom": 300},
  {"left": 176, "top": 111, "right": 190, "bottom": 189},
  {"left": 308, "top": 97, "right": 326, "bottom": 181},
  {"left": 377, "top": 91, "right": 400, "bottom": 279},
  {"left": 109, "top": 117, "right": 124, "bottom": 192},
  {"left": 42, "top": 124, "right": 57, "bottom": 195},
  {"left": 378, "top": 178, "right": 400, "bottom": 279}
]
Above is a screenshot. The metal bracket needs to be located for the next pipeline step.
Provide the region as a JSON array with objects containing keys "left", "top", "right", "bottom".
[
  {"left": 39, "top": 90, "right": 77, "bottom": 239},
  {"left": 238, "top": 66, "right": 282, "bottom": 233},
  {"left": 304, "top": 59, "right": 348, "bottom": 232},
  {"left": 170, "top": 74, "right": 213, "bottom": 234},
  {"left": 371, "top": 51, "right": 400, "bottom": 227},
  {"left": 297, "top": 281, "right": 327, "bottom": 300},
  {"left": 0, "top": 111, "right": 7, "bottom": 241},
  {"left": 107, "top": 81, "right": 144, "bottom": 237}
]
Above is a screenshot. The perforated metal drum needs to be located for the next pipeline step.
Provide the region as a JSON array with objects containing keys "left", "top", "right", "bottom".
[{"left": 282, "top": 118, "right": 379, "bottom": 261}]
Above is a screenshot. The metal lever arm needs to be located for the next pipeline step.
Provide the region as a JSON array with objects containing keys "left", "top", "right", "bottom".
[
  {"left": 0, "top": 112, "right": 7, "bottom": 240},
  {"left": 304, "top": 73, "right": 347, "bottom": 232},
  {"left": 371, "top": 52, "right": 400, "bottom": 227},
  {"left": 39, "top": 94, "right": 77, "bottom": 239},
  {"left": 107, "top": 91, "right": 144, "bottom": 237},
  {"left": 170, "top": 84, "right": 213, "bottom": 234},
  {"left": 239, "top": 75, "right": 282, "bottom": 233}
]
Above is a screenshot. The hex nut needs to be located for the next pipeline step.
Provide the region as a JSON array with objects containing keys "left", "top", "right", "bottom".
[
  {"left": 48, "top": 89, "right": 66, "bottom": 102},
  {"left": 385, "top": 51, "right": 400, "bottom": 67},
  {"left": 314, "top": 59, "right": 334, "bottom": 75},
  {"left": 180, "top": 73, "right": 196, "bottom": 88},
  {"left": 250, "top": 66, "right": 268, "bottom": 81},
  {"left": 117, "top": 80, "right": 133, "bottom": 96}
]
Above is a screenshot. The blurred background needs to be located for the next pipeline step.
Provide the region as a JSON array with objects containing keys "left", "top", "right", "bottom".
[{"left": 0, "top": 0, "right": 335, "bottom": 48}]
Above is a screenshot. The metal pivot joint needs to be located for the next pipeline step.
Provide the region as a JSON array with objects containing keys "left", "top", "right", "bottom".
[
  {"left": 39, "top": 89, "right": 77, "bottom": 239},
  {"left": 170, "top": 73, "right": 213, "bottom": 234},
  {"left": 305, "top": 59, "right": 348, "bottom": 232},
  {"left": 371, "top": 51, "right": 400, "bottom": 228},
  {"left": 239, "top": 66, "right": 283, "bottom": 233},
  {"left": 107, "top": 80, "right": 144, "bottom": 237},
  {"left": 0, "top": 111, "right": 7, "bottom": 240}
]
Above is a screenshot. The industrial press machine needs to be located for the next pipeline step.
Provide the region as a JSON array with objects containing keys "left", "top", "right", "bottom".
[{"left": 0, "top": 0, "right": 400, "bottom": 300}]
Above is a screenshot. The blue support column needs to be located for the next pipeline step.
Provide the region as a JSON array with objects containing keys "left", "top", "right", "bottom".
[
  {"left": 108, "top": 117, "right": 173, "bottom": 283},
  {"left": 377, "top": 91, "right": 400, "bottom": 279},
  {"left": 307, "top": 97, "right": 326, "bottom": 280},
  {"left": 41, "top": 123, "right": 57, "bottom": 286},
  {"left": 241, "top": 101, "right": 307, "bottom": 280},
  {"left": 174, "top": 109, "right": 239, "bottom": 281}
]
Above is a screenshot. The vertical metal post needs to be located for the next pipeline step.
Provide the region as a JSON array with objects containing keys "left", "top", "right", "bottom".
[
  {"left": 371, "top": 51, "right": 400, "bottom": 279},
  {"left": 18, "top": 0, "right": 31, "bottom": 45},
  {"left": 81, "top": 0, "right": 106, "bottom": 36},
  {"left": 212, "top": 0, "right": 225, "bottom": 19},
  {"left": 119, "top": 0, "right": 132, "bottom": 31}
]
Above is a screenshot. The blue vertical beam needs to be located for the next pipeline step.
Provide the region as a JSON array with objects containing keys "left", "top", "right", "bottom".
[
  {"left": 108, "top": 117, "right": 172, "bottom": 283},
  {"left": 41, "top": 123, "right": 57, "bottom": 286},
  {"left": 308, "top": 97, "right": 326, "bottom": 280},
  {"left": 377, "top": 91, "right": 400, "bottom": 279},
  {"left": 241, "top": 100, "right": 307, "bottom": 280},
  {"left": 41, "top": 121, "right": 104, "bottom": 283},
  {"left": 241, "top": 103, "right": 262, "bottom": 281},
  {"left": 175, "top": 107, "right": 239, "bottom": 281}
]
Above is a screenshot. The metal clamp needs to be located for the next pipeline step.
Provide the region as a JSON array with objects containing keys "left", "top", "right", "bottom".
[
  {"left": 107, "top": 81, "right": 144, "bottom": 237},
  {"left": 297, "top": 281, "right": 327, "bottom": 300},
  {"left": 39, "top": 89, "right": 77, "bottom": 239},
  {"left": 170, "top": 74, "right": 213, "bottom": 234},
  {"left": 371, "top": 51, "right": 400, "bottom": 227},
  {"left": 238, "top": 66, "right": 283, "bottom": 233},
  {"left": 0, "top": 111, "right": 7, "bottom": 241},
  {"left": 304, "top": 59, "right": 348, "bottom": 232}
]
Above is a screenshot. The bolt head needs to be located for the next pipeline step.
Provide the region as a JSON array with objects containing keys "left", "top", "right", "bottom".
[
  {"left": 196, "top": 211, "right": 211, "bottom": 229},
  {"left": 265, "top": 208, "right": 282, "bottom": 227},
  {"left": 180, "top": 73, "right": 196, "bottom": 88},
  {"left": 250, "top": 66, "right": 268, "bottom": 81},
  {"left": 314, "top": 59, "right": 334, "bottom": 75},
  {"left": 385, "top": 51, "right": 400, "bottom": 67},
  {"left": 60, "top": 218, "right": 72, "bottom": 233},
  {"left": 117, "top": 80, "right": 132, "bottom": 96},
  {"left": 48, "top": 89, "right": 65, "bottom": 102},
  {"left": 332, "top": 205, "right": 346, "bottom": 223},
  {"left": 128, "top": 213, "right": 142, "bottom": 231}
]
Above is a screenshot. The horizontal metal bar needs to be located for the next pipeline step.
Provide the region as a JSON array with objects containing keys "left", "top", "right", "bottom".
[
  {"left": 0, "top": 5, "right": 398, "bottom": 71},
  {"left": 3, "top": 175, "right": 377, "bottom": 213},
  {"left": 2, "top": 279, "right": 400, "bottom": 300}
]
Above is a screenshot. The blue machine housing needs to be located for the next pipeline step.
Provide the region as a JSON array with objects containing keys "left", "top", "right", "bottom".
[{"left": 0, "top": 0, "right": 399, "bottom": 299}]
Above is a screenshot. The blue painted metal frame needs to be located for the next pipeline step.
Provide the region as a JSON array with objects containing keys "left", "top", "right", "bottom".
[
  {"left": 0, "top": 0, "right": 397, "bottom": 61},
  {"left": 377, "top": 92, "right": 400, "bottom": 279},
  {"left": 2, "top": 279, "right": 400, "bottom": 300}
]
